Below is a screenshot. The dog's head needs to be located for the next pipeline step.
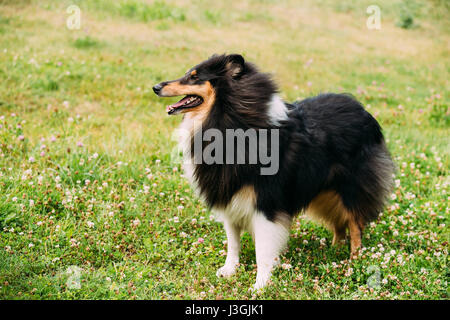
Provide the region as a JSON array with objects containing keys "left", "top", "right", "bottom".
[{"left": 153, "top": 54, "right": 247, "bottom": 116}]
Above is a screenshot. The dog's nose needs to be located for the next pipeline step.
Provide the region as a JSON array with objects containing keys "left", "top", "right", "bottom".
[{"left": 153, "top": 83, "right": 163, "bottom": 95}]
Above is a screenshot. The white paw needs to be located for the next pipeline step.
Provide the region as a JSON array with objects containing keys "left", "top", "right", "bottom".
[
  {"left": 251, "top": 273, "right": 270, "bottom": 292},
  {"left": 250, "top": 281, "right": 266, "bottom": 294},
  {"left": 249, "top": 286, "right": 264, "bottom": 295},
  {"left": 216, "top": 264, "right": 237, "bottom": 278},
  {"left": 273, "top": 257, "right": 281, "bottom": 268}
]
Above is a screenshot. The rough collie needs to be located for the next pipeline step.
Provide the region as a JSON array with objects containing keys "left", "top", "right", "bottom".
[{"left": 153, "top": 54, "right": 394, "bottom": 290}]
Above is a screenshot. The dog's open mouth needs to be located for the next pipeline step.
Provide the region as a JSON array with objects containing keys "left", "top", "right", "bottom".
[{"left": 166, "top": 95, "right": 203, "bottom": 115}]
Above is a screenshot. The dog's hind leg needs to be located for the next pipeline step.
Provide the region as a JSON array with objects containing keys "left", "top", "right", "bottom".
[
  {"left": 348, "top": 217, "right": 364, "bottom": 257},
  {"left": 306, "top": 191, "right": 350, "bottom": 247},
  {"left": 252, "top": 213, "right": 291, "bottom": 291},
  {"left": 216, "top": 218, "right": 241, "bottom": 278},
  {"left": 332, "top": 224, "right": 347, "bottom": 246}
]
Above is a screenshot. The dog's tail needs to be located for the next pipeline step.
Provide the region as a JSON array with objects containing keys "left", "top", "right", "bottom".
[{"left": 345, "top": 140, "right": 395, "bottom": 227}]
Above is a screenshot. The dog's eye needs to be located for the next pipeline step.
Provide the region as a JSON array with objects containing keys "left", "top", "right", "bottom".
[{"left": 190, "top": 74, "right": 199, "bottom": 80}]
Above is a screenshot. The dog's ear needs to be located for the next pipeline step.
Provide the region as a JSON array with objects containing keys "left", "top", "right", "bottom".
[{"left": 225, "top": 54, "right": 245, "bottom": 78}]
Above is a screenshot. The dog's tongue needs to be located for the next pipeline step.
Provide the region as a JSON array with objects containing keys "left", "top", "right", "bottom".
[{"left": 166, "top": 96, "right": 191, "bottom": 113}]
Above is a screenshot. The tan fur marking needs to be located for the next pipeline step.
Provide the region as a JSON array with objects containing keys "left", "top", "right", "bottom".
[
  {"left": 186, "top": 82, "right": 215, "bottom": 123},
  {"left": 190, "top": 70, "right": 197, "bottom": 76},
  {"left": 348, "top": 218, "right": 362, "bottom": 257},
  {"left": 306, "top": 191, "right": 364, "bottom": 256},
  {"left": 306, "top": 191, "right": 349, "bottom": 232},
  {"left": 332, "top": 225, "right": 347, "bottom": 246},
  {"left": 163, "top": 80, "right": 215, "bottom": 123}
]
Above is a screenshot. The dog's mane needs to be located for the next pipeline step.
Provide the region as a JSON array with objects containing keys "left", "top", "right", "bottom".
[{"left": 188, "top": 55, "right": 286, "bottom": 211}]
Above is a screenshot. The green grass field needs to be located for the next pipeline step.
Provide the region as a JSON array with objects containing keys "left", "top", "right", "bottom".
[{"left": 0, "top": 0, "right": 448, "bottom": 299}]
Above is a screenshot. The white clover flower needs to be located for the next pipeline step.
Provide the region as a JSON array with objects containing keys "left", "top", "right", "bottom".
[
  {"left": 344, "top": 268, "right": 353, "bottom": 277},
  {"left": 281, "top": 263, "right": 292, "bottom": 270}
]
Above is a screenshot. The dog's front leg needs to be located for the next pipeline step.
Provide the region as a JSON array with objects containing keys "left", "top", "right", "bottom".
[
  {"left": 252, "top": 213, "right": 290, "bottom": 291},
  {"left": 216, "top": 218, "right": 241, "bottom": 278}
]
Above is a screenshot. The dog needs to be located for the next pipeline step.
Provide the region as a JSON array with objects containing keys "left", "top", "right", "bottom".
[{"left": 153, "top": 54, "right": 394, "bottom": 290}]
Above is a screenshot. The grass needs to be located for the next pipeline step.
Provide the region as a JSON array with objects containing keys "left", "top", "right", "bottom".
[
  {"left": 73, "top": 36, "right": 101, "bottom": 49},
  {"left": 0, "top": 0, "right": 448, "bottom": 299}
]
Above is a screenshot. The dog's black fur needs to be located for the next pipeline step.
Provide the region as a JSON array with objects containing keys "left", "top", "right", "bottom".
[
  {"left": 154, "top": 54, "right": 394, "bottom": 256},
  {"left": 183, "top": 54, "right": 393, "bottom": 226}
]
